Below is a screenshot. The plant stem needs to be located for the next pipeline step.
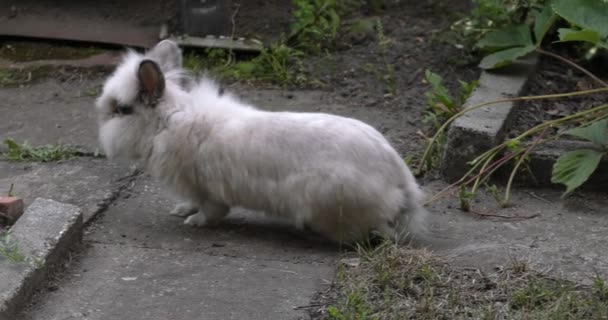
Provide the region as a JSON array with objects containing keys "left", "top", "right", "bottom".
[
  {"left": 417, "top": 87, "right": 608, "bottom": 175},
  {"left": 536, "top": 48, "right": 608, "bottom": 88},
  {"left": 425, "top": 104, "right": 608, "bottom": 205},
  {"left": 471, "top": 152, "right": 500, "bottom": 194},
  {"left": 502, "top": 127, "right": 549, "bottom": 207},
  {"left": 424, "top": 150, "right": 519, "bottom": 206}
]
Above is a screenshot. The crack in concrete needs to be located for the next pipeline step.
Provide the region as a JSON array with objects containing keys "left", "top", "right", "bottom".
[
  {"left": 84, "top": 168, "right": 142, "bottom": 227},
  {"left": 72, "top": 149, "right": 106, "bottom": 159}
]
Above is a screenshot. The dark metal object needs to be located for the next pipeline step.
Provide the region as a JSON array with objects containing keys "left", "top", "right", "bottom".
[{"left": 177, "top": 0, "right": 231, "bottom": 37}]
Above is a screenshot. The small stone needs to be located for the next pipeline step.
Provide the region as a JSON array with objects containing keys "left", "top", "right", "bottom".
[{"left": 0, "top": 196, "right": 25, "bottom": 221}]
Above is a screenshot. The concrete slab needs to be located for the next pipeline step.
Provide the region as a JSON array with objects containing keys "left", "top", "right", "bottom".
[
  {"left": 86, "top": 175, "right": 337, "bottom": 260},
  {"left": 425, "top": 181, "right": 608, "bottom": 285},
  {"left": 0, "top": 199, "right": 82, "bottom": 320},
  {"left": 0, "top": 78, "right": 104, "bottom": 150},
  {"left": 9, "top": 66, "right": 606, "bottom": 320},
  {"left": 19, "top": 175, "right": 336, "bottom": 320},
  {"left": 0, "top": 84, "right": 411, "bottom": 156},
  {"left": 0, "top": 159, "right": 132, "bottom": 224},
  {"left": 20, "top": 244, "right": 330, "bottom": 320}
]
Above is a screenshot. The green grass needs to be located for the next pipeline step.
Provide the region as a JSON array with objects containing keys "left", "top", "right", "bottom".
[
  {"left": 0, "top": 230, "right": 45, "bottom": 268},
  {"left": 0, "top": 66, "right": 55, "bottom": 87},
  {"left": 3, "top": 138, "right": 78, "bottom": 162},
  {"left": 0, "top": 41, "right": 104, "bottom": 62},
  {"left": 0, "top": 230, "right": 27, "bottom": 264},
  {"left": 320, "top": 242, "right": 608, "bottom": 320},
  {"left": 183, "top": 44, "right": 308, "bottom": 86},
  {"left": 418, "top": 70, "right": 478, "bottom": 173},
  {"left": 180, "top": 0, "right": 361, "bottom": 87},
  {"left": 288, "top": 0, "right": 341, "bottom": 54},
  {"left": 82, "top": 86, "right": 101, "bottom": 97}
]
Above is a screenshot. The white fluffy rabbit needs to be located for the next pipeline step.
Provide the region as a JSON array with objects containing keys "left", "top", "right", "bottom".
[{"left": 95, "top": 40, "right": 430, "bottom": 244}]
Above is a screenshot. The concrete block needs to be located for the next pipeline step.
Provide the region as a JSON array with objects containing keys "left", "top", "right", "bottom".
[
  {"left": 0, "top": 198, "right": 82, "bottom": 320},
  {"left": 441, "top": 55, "right": 538, "bottom": 182},
  {"left": 0, "top": 197, "right": 24, "bottom": 222}
]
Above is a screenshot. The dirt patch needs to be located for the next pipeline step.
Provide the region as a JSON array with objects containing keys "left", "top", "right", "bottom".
[
  {"left": 508, "top": 46, "right": 608, "bottom": 140},
  {"left": 228, "top": 0, "right": 479, "bottom": 157},
  {"left": 232, "top": 0, "right": 295, "bottom": 44}
]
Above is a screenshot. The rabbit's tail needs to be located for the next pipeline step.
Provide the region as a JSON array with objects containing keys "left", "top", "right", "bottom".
[
  {"left": 396, "top": 201, "right": 431, "bottom": 243},
  {"left": 379, "top": 193, "right": 450, "bottom": 249}
]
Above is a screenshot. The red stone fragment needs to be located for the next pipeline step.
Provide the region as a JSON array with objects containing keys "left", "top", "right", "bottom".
[{"left": 0, "top": 196, "right": 24, "bottom": 221}]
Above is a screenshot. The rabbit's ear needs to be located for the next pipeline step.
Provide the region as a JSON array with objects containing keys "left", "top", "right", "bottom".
[
  {"left": 147, "top": 40, "right": 182, "bottom": 71},
  {"left": 137, "top": 59, "right": 165, "bottom": 107}
]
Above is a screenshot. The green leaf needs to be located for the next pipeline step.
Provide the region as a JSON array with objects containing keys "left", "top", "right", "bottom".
[
  {"left": 327, "top": 306, "right": 340, "bottom": 318},
  {"left": 557, "top": 28, "right": 601, "bottom": 44},
  {"left": 553, "top": 0, "right": 608, "bottom": 38},
  {"left": 329, "top": 10, "right": 340, "bottom": 34},
  {"left": 551, "top": 149, "right": 604, "bottom": 197},
  {"left": 534, "top": 4, "right": 557, "bottom": 44},
  {"left": 4, "top": 138, "right": 19, "bottom": 150},
  {"left": 479, "top": 45, "right": 536, "bottom": 69},
  {"left": 563, "top": 119, "right": 608, "bottom": 147},
  {"left": 425, "top": 69, "right": 442, "bottom": 87},
  {"left": 476, "top": 25, "right": 534, "bottom": 50}
]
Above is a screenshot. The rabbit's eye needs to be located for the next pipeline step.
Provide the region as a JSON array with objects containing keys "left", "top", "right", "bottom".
[{"left": 113, "top": 102, "right": 134, "bottom": 115}]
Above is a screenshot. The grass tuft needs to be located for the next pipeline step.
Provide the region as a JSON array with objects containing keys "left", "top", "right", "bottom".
[
  {"left": 318, "top": 242, "right": 608, "bottom": 319},
  {"left": 0, "top": 230, "right": 45, "bottom": 268},
  {"left": 3, "top": 138, "right": 78, "bottom": 162},
  {"left": 183, "top": 44, "right": 308, "bottom": 86}
]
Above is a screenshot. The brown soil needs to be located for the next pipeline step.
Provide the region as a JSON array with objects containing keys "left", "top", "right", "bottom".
[
  {"left": 508, "top": 46, "right": 608, "bottom": 140},
  {"left": 231, "top": 0, "right": 479, "bottom": 158},
  {"left": 233, "top": 0, "right": 295, "bottom": 44}
]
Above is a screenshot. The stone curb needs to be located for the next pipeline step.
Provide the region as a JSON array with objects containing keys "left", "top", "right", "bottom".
[
  {"left": 441, "top": 54, "right": 608, "bottom": 189},
  {"left": 0, "top": 198, "right": 83, "bottom": 320},
  {"left": 441, "top": 54, "right": 538, "bottom": 182}
]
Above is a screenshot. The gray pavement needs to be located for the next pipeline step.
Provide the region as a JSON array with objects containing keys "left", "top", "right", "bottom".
[
  {"left": 0, "top": 78, "right": 105, "bottom": 149},
  {"left": 3, "top": 81, "right": 342, "bottom": 320},
  {"left": 1, "top": 70, "right": 608, "bottom": 320},
  {"left": 19, "top": 176, "right": 336, "bottom": 320}
]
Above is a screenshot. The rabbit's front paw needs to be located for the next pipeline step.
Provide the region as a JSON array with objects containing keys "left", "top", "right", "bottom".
[
  {"left": 183, "top": 212, "right": 209, "bottom": 226},
  {"left": 170, "top": 202, "right": 198, "bottom": 217}
]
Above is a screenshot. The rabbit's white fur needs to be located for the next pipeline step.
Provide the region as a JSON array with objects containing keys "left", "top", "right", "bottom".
[{"left": 96, "top": 40, "right": 430, "bottom": 244}]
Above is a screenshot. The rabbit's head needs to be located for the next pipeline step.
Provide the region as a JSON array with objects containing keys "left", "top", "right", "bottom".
[{"left": 95, "top": 40, "right": 185, "bottom": 161}]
